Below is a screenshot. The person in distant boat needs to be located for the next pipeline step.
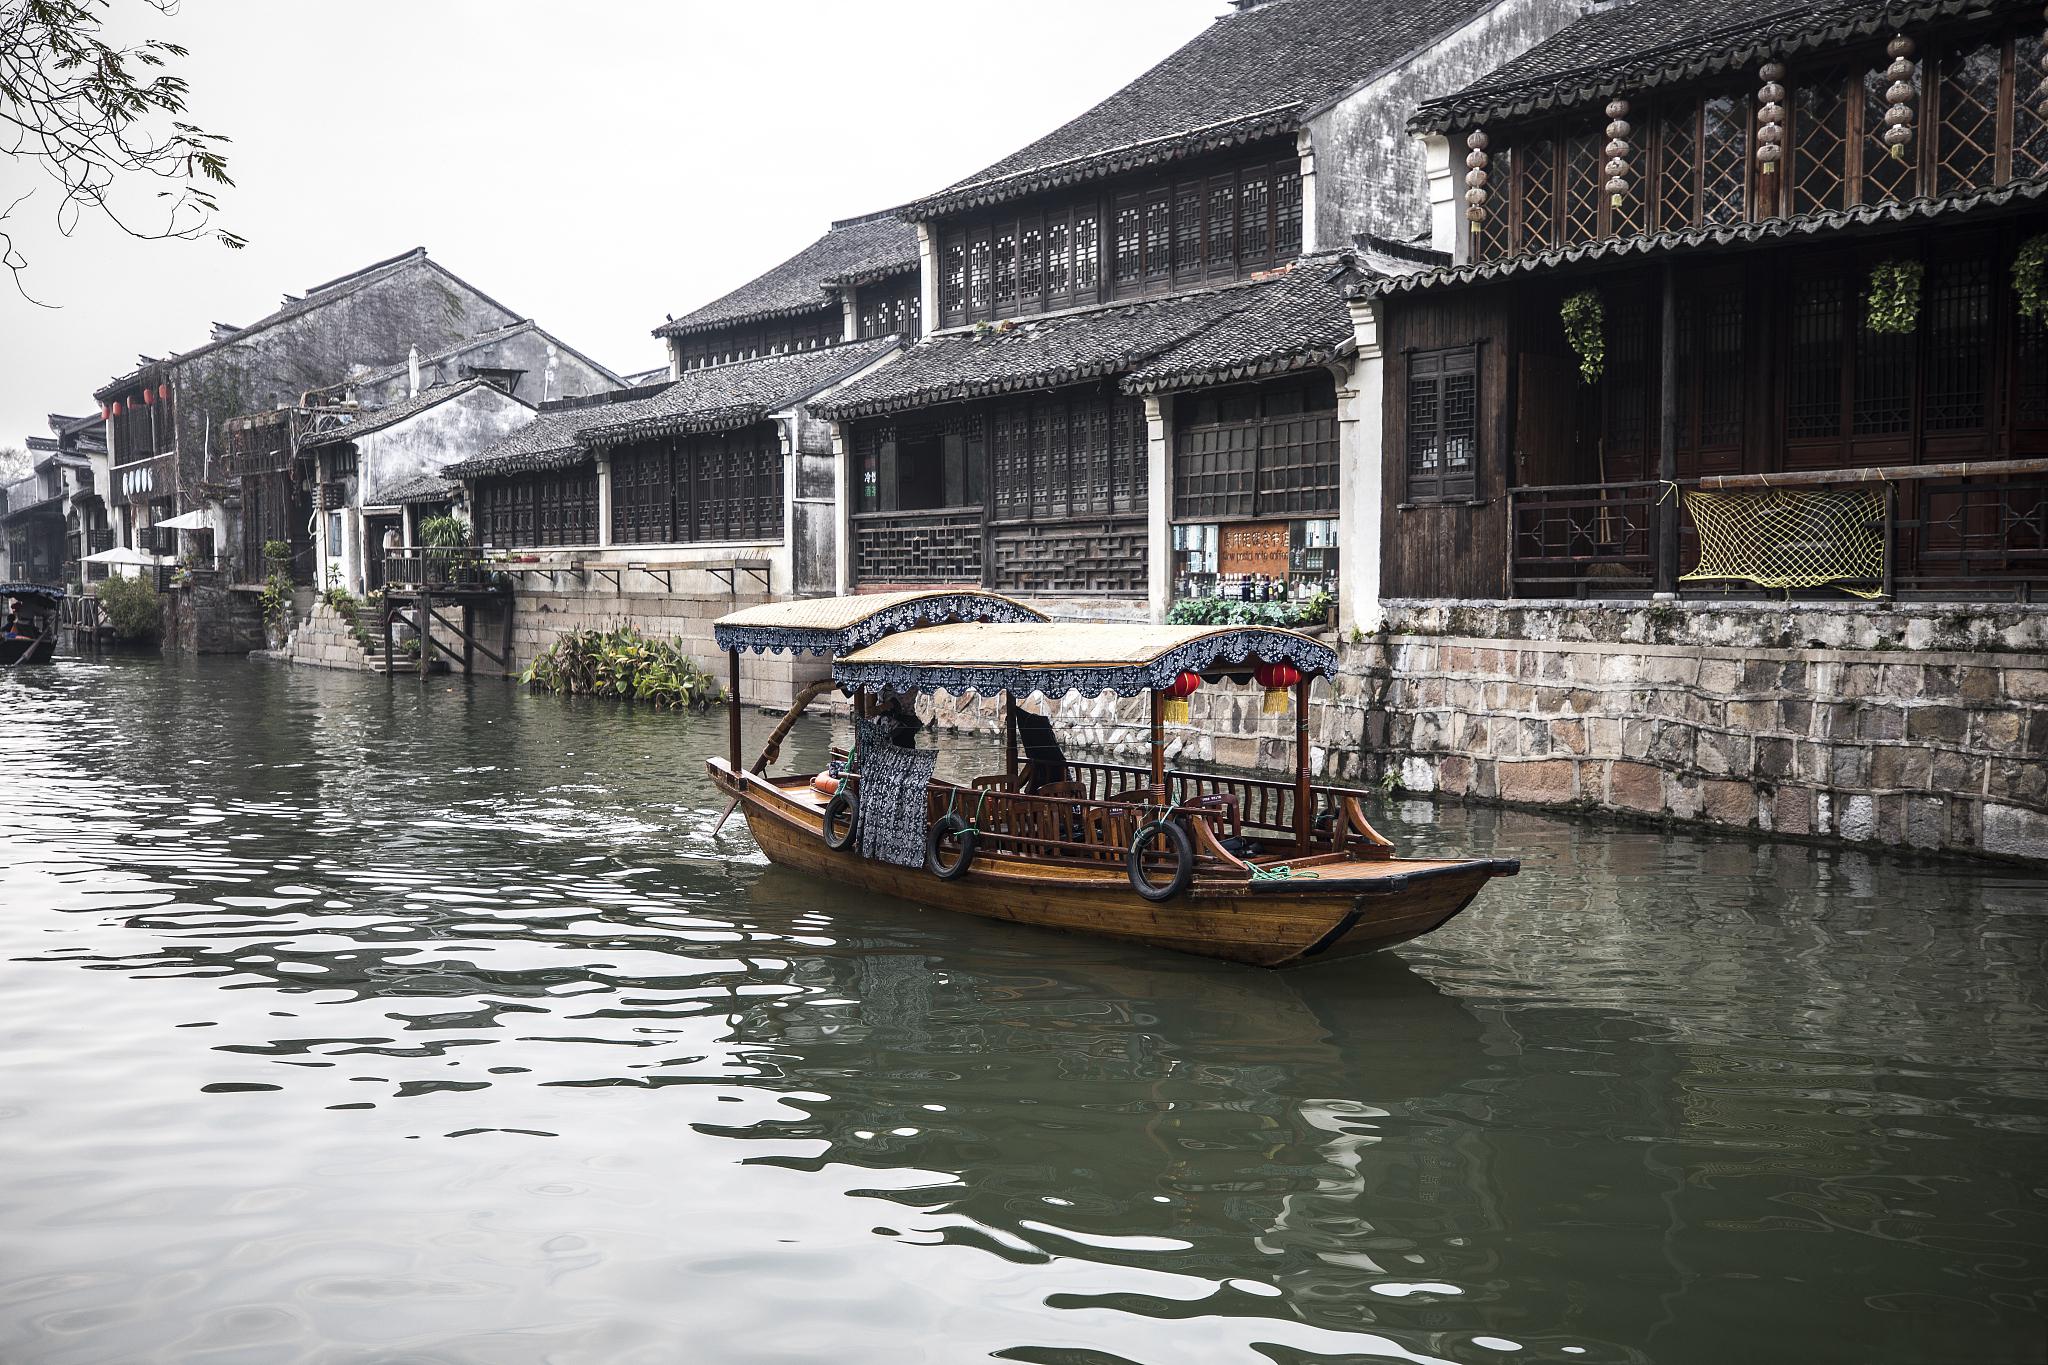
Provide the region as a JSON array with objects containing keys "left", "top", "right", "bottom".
[{"left": 875, "top": 690, "right": 923, "bottom": 749}]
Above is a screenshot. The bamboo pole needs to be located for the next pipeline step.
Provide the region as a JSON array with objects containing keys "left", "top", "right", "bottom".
[
  {"left": 1698, "top": 456, "right": 2048, "bottom": 491},
  {"left": 1148, "top": 690, "right": 1165, "bottom": 803}
]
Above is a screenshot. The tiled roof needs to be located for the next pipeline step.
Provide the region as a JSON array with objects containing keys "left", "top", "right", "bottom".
[
  {"left": 655, "top": 212, "right": 919, "bottom": 338},
  {"left": 1411, "top": 0, "right": 2007, "bottom": 132},
  {"left": 906, "top": 0, "right": 1501, "bottom": 220},
  {"left": 306, "top": 320, "right": 625, "bottom": 398},
  {"left": 299, "top": 378, "right": 529, "bottom": 448},
  {"left": 814, "top": 263, "right": 1376, "bottom": 419},
  {"left": 579, "top": 337, "right": 902, "bottom": 448},
  {"left": 381, "top": 471, "right": 463, "bottom": 506},
  {"left": 1365, "top": 177, "right": 2048, "bottom": 295},
  {"left": 446, "top": 339, "right": 899, "bottom": 479},
  {"left": 94, "top": 247, "right": 527, "bottom": 399},
  {"left": 1125, "top": 253, "right": 1365, "bottom": 394}
]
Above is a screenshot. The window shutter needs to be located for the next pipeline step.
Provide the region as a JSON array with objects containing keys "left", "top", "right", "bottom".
[{"left": 1407, "top": 347, "right": 1480, "bottom": 502}]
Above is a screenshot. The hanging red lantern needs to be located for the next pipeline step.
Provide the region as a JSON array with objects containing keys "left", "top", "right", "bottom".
[
  {"left": 1254, "top": 661, "right": 1303, "bottom": 716},
  {"left": 99, "top": 404, "right": 110, "bottom": 421},
  {"left": 1161, "top": 670, "right": 1201, "bottom": 725},
  {"left": 141, "top": 387, "right": 153, "bottom": 405},
  {"left": 157, "top": 383, "right": 169, "bottom": 403},
  {"left": 110, "top": 400, "right": 122, "bottom": 416}
]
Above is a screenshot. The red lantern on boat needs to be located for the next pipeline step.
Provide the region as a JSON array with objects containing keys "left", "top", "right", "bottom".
[
  {"left": 1161, "top": 670, "right": 1200, "bottom": 725},
  {"left": 1255, "top": 660, "right": 1302, "bottom": 716}
]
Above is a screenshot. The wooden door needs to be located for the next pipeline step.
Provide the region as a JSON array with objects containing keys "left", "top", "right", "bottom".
[{"left": 1514, "top": 352, "right": 1579, "bottom": 488}]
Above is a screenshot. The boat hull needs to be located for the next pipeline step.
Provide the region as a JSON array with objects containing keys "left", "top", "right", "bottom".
[
  {"left": 711, "top": 761, "right": 1515, "bottom": 968},
  {"left": 0, "top": 636, "right": 55, "bottom": 665}
]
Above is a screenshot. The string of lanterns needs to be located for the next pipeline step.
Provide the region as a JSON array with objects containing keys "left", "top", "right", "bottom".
[
  {"left": 100, "top": 383, "right": 169, "bottom": 421},
  {"left": 1755, "top": 62, "right": 1787, "bottom": 176},
  {"left": 1883, "top": 35, "right": 1918, "bottom": 161},
  {"left": 1465, "top": 129, "right": 1490, "bottom": 225},
  {"left": 1157, "top": 662, "right": 1306, "bottom": 725},
  {"left": 1603, "top": 99, "right": 1633, "bottom": 208}
]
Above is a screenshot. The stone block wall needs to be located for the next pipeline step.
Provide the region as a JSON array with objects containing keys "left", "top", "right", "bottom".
[
  {"left": 502, "top": 587, "right": 827, "bottom": 708},
  {"left": 284, "top": 599, "right": 374, "bottom": 672},
  {"left": 1341, "top": 600, "right": 2048, "bottom": 867},
  {"left": 162, "top": 583, "right": 266, "bottom": 655}
]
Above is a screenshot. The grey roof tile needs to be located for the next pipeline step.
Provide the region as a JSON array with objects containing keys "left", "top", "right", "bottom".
[
  {"left": 908, "top": 0, "right": 1501, "bottom": 219},
  {"left": 1124, "top": 255, "right": 1363, "bottom": 394},
  {"left": 656, "top": 213, "right": 918, "bottom": 337},
  {"left": 1412, "top": 0, "right": 2001, "bottom": 132}
]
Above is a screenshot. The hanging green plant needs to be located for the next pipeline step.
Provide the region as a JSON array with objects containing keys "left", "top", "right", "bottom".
[
  {"left": 1864, "top": 259, "right": 1924, "bottom": 334},
  {"left": 2014, "top": 234, "right": 2048, "bottom": 328},
  {"left": 1560, "top": 289, "right": 1605, "bottom": 383}
]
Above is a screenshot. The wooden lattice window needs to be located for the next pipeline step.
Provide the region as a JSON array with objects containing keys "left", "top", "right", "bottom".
[
  {"left": 1791, "top": 76, "right": 1851, "bottom": 215},
  {"left": 1603, "top": 288, "right": 1651, "bottom": 460},
  {"left": 1274, "top": 167, "right": 1304, "bottom": 256},
  {"left": 691, "top": 429, "right": 783, "bottom": 542},
  {"left": 1695, "top": 287, "right": 1745, "bottom": 453},
  {"left": 2018, "top": 309, "right": 2048, "bottom": 427},
  {"left": 993, "top": 224, "right": 1018, "bottom": 310},
  {"left": 991, "top": 390, "right": 1145, "bottom": 522},
  {"left": 1406, "top": 348, "right": 1479, "bottom": 503},
  {"left": 1074, "top": 210, "right": 1100, "bottom": 291},
  {"left": 2017, "top": 33, "right": 2048, "bottom": 180},
  {"left": 1473, "top": 146, "right": 1511, "bottom": 261},
  {"left": 1700, "top": 95, "right": 1748, "bottom": 224},
  {"left": 1018, "top": 225, "right": 1044, "bottom": 303},
  {"left": 1240, "top": 169, "right": 1271, "bottom": 264},
  {"left": 1046, "top": 219, "right": 1071, "bottom": 298},
  {"left": 1207, "top": 180, "right": 1236, "bottom": 272},
  {"left": 1860, "top": 66, "right": 1920, "bottom": 203},
  {"left": 1656, "top": 105, "right": 1698, "bottom": 230},
  {"left": 1144, "top": 191, "right": 1173, "bottom": 283},
  {"left": 1174, "top": 184, "right": 1203, "bottom": 276},
  {"left": 1113, "top": 199, "right": 1142, "bottom": 288},
  {"left": 1924, "top": 252, "right": 1991, "bottom": 431},
  {"left": 1785, "top": 274, "right": 1845, "bottom": 439},
  {"left": 968, "top": 234, "right": 991, "bottom": 314},
  {"left": 1935, "top": 41, "right": 2001, "bottom": 195},
  {"left": 1519, "top": 138, "right": 1556, "bottom": 249},
  {"left": 1561, "top": 125, "right": 1602, "bottom": 243},
  {"left": 1851, "top": 311, "right": 1915, "bottom": 437}
]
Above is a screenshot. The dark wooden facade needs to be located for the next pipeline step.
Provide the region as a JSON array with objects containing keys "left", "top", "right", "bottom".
[
  {"left": 674, "top": 310, "right": 845, "bottom": 372},
  {"left": 611, "top": 426, "right": 783, "bottom": 545},
  {"left": 848, "top": 384, "right": 1150, "bottom": 595},
  {"left": 935, "top": 140, "right": 1305, "bottom": 329},
  {"left": 473, "top": 467, "right": 600, "bottom": 549},
  {"left": 1385, "top": 9, "right": 2048, "bottom": 601}
]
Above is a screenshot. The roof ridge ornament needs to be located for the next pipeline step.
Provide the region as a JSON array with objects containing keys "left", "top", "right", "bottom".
[{"left": 1883, "top": 35, "right": 1918, "bottom": 162}]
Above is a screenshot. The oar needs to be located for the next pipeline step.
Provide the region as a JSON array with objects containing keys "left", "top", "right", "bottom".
[{"left": 713, "top": 679, "right": 835, "bottom": 835}]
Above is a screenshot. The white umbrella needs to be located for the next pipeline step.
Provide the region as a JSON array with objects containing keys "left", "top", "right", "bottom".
[
  {"left": 156, "top": 509, "right": 212, "bottom": 531},
  {"left": 82, "top": 546, "right": 167, "bottom": 566}
]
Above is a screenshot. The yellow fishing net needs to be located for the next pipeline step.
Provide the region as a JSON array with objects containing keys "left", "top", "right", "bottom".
[{"left": 1681, "top": 485, "right": 1888, "bottom": 598}]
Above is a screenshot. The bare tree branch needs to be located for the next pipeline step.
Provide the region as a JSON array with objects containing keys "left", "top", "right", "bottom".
[{"left": 0, "top": 0, "right": 241, "bottom": 301}]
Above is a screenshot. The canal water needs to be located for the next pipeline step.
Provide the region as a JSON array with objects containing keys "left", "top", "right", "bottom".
[{"left": 2, "top": 657, "right": 2043, "bottom": 1365}]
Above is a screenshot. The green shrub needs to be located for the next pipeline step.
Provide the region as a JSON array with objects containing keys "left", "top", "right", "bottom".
[
  {"left": 1166, "top": 589, "right": 1332, "bottom": 630},
  {"left": 258, "top": 540, "right": 294, "bottom": 632},
  {"left": 96, "top": 573, "right": 162, "bottom": 642},
  {"left": 419, "top": 515, "right": 467, "bottom": 549},
  {"left": 520, "top": 627, "right": 723, "bottom": 710}
]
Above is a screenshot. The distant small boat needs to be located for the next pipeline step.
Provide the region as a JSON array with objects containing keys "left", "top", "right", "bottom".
[
  {"left": 0, "top": 583, "right": 63, "bottom": 666},
  {"left": 709, "top": 592, "right": 1517, "bottom": 968}
]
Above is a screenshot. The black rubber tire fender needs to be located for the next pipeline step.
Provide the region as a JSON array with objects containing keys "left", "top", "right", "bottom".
[
  {"left": 822, "top": 792, "right": 858, "bottom": 850},
  {"left": 925, "top": 813, "right": 978, "bottom": 880},
  {"left": 1127, "top": 819, "right": 1194, "bottom": 902}
]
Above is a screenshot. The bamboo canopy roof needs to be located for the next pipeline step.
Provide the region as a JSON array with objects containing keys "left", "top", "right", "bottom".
[
  {"left": 713, "top": 590, "right": 1047, "bottom": 658},
  {"left": 833, "top": 621, "right": 1340, "bottom": 698}
]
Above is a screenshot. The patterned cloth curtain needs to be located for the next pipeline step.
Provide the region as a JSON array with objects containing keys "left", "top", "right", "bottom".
[{"left": 854, "top": 738, "right": 938, "bottom": 870}]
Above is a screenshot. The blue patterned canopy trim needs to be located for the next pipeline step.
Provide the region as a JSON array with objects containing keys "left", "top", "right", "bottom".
[
  {"left": 713, "top": 590, "right": 1047, "bottom": 657},
  {"left": 0, "top": 582, "right": 65, "bottom": 602},
  {"left": 833, "top": 622, "right": 1339, "bottom": 699}
]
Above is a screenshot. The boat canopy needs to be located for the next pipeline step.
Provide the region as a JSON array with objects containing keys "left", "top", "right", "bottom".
[
  {"left": 833, "top": 621, "right": 1339, "bottom": 698},
  {"left": 713, "top": 589, "right": 1046, "bottom": 658},
  {"left": 0, "top": 582, "right": 65, "bottom": 603}
]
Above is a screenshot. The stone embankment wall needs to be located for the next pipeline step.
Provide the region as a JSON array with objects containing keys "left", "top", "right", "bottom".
[
  {"left": 161, "top": 584, "right": 265, "bottom": 655},
  {"left": 1350, "top": 600, "right": 2048, "bottom": 866},
  {"left": 502, "top": 588, "right": 824, "bottom": 708}
]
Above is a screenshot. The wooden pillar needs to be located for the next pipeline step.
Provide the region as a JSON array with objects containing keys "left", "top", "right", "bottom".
[
  {"left": 1003, "top": 696, "right": 1018, "bottom": 785},
  {"left": 1148, "top": 689, "right": 1166, "bottom": 802},
  {"left": 382, "top": 599, "right": 394, "bottom": 676},
  {"left": 1655, "top": 262, "right": 1680, "bottom": 596},
  {"left": 462, "top": 603, "right": 474, "bottom": 676},
  {"left": 417, "top": 587, "right": 432, "bottom": 681},
  {"left": 727, "top": 648, "right": 742, "bottom": 773},
  {"left": 1294, "top": 676, "right": 1312, "bottom": 851},
  {"left": 500, "top": 596, "right": 515, "bottom": 677}
]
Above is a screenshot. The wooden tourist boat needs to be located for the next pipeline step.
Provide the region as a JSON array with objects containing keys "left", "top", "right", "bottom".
[
  {"left": 0, "top": 583, "right": 63, "bottom": 666},
  {"left": 708, "top": 592, "right": 1517, "bottom": 968}
]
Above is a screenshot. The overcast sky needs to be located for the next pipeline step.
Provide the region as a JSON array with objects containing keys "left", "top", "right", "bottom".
[{"left": 0, "top": 0, "right": 1226, "bottom": 446}]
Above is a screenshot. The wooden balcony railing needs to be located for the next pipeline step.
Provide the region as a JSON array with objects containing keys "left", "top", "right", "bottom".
[
  {"left": 851, "top": 508, "right": 983, "bottom": 586},
  {"left": 1509, "top": 459, "right": 2048, "bottom": 600},
  {"left": 382, "top": 548, "right": 493, "bottom": 591}
]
